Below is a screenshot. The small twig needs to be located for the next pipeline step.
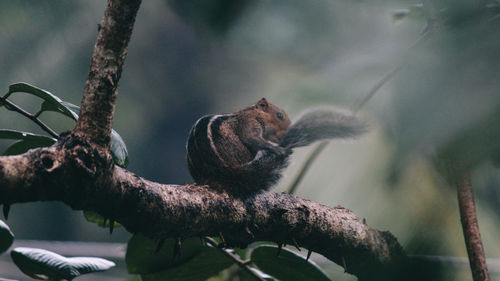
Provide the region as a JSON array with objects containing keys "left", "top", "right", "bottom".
[
  {"left": 0, "top": 96, "right": 59, "bottom": 138},
  {"left": 173, "top": 237, "right": 182, "bottom": 260},
  {"left": 342, "top": 256, "right": 348, "bottom": 272},
  {"left": 306, "top": 249, "right": 312, "bottom": 261},
  {"left": 286, "top": 141, "right": 329, "bottom": 194},
  {"left": 204, "top": 237, "right": 266, "bottom": 281},
  {"left": 286, "top": 31, "right": 431, "bottom": 196},
  {"left": 351, "top": 31, "right": 431, "bottom": 113},
  {"left": 454, "top": 169, "right": 490, "bottom": 281},
  {"left": 154, "top": 239, "right": 165, "bottom": 254},
  {"left": 351, "top": 66, "right": 402, "bottom": 113},
  {"left": 218, "top": 232, "right": 227, "bottom": 247},
  {"left": 291, "top": 237, "right": 301, "bottom": 251}
]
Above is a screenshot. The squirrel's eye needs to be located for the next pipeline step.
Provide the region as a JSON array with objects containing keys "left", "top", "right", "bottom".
[{"left": 276, "top": 112, "right": 284, "bottom": 120}]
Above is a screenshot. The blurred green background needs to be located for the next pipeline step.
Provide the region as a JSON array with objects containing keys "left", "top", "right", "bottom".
[{"left": 0, "top": 0, "right": 499, "bottom": 280}]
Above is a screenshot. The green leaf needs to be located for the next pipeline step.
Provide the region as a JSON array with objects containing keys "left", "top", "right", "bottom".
[
  {"left": 126, "top": 235, "right": 204, "bottom": 274},
  {"left": 0, "top": 220, "right": 14, "bottom": 254},
  {"left": 250, "top": 245, "right": 332, "bottom": 281},
  {"left": 2, "top": 83, "right": 129, "bottom": 167},
  {"left": 64, "top": 257, "right": 115, "bottom": 276},
  {"left": 140, "top": 245, "right": 233, "bottom": 281},
  {"left": 83, "top": 211, "right": 121, "bottom": 228},
  {"left": 11, "top": 247, "right": 115, "bottom": 281},
  {"left": 0, "top": 129, "right": 56, "bottom": 142},
  {"left": 0, "top": 130, "right": 56, "bottom": 156},
  {"left": 3, "top": 139, "right": 56, "bottom": 156},
  {"left": 110, "top": 129, "right": 129, "bottom": 168},
  {"left": 40, "top": 100, "right": 79, "bottom": 121},
  {"left": 6, "top": 83, "right": 77, "bottom": 121},
  {"left": 42, "top": 102, "right": 128, "bottom": 168}
]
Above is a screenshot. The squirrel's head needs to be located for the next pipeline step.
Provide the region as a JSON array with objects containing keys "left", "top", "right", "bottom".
[{"left": 254, "top": 98, "right": 291, "bottom": 143}]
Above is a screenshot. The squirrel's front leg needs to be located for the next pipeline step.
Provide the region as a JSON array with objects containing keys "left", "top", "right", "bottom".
[{"left": 238, "top": 119, "right": 290, "bottom": 157}]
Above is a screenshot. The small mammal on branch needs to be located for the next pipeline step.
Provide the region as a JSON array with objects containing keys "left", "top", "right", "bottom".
[{"left": 186, "top": 98, "right": 366, "bottom": 195}]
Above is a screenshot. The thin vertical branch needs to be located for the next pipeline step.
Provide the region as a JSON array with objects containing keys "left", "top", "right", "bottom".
[
  {"left": 351, "top": 66, "right": 402, "bottom": 113},
  {"left": 286, "top": 28, "right": 431, "bottom": 195},
  {"left": 454, "top": 169, "right": 490, "bottom": 281},
  {"left": 286, "top": 141, "right": 328, "bottom": 194}
]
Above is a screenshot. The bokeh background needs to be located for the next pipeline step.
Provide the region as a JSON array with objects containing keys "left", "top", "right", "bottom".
[{"left": 0, "top": 0, "right": 499, "bottom": 280}]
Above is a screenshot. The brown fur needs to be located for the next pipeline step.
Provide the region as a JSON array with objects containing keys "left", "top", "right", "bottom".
[
  {"left": 186, "top": 98, "right": 291, "bottom": 195},
  {"left": 186, "top": 99, "right": 365, "bottom": 196}
]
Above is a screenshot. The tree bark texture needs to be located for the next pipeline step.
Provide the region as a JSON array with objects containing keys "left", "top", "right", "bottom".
[
  {"left": 73, "top": 0, "right": 142, "bottom": 147},
  {"left": 0, "top": 138, "right": 406, "bottom": 279},
  {"left": 455, "top": 170, "right": 490, "bottom": 281}
]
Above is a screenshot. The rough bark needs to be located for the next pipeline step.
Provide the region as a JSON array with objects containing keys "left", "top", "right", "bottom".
[
  {"left": 0, "top": 136, "right": 406, "bottom": 279},
  {"left": 455, "top": 170, "right": 490, "bottom": 281},
  {"left": 73, "top": 0, "right": 142, "bottom": 147}
]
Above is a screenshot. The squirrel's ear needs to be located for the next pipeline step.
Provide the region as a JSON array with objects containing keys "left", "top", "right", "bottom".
[{"left": 257, "top": 98, "right": 268, "bottom": 110}]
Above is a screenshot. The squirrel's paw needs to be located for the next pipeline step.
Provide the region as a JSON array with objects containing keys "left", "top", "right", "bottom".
[{"left": 273, "top": 145, "right": 292, "bottom": 157}]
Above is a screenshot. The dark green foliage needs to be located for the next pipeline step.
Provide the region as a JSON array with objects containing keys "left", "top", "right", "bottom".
[
  {"left": 250, "top": 245, "right": 333, "bottom": 281},
  {"left": 110, "top": 129, "right": 129, "bottom": 168},
  {"left": 3, "top": 83, "right": 78, "bottom": 120},
  {"left": 140, "top": 247, "right": 233, "bottom": 281},
  {"left": 11, "top": 247, "right": 115, "bottom": 280},
  {"left": 126, "top": 234, "right": 234, "bottom": 281},
  {"left": 0, "top": 220, "right": 14, "bottom": 254},
  {"left": 0, "top": 83, "right": 129, "bottom": 167},
  {"left": 126, "top": 235, "right": 204, "bottom": 274},
  {"left": 0, "top": 129, "right": 56, "bottom": 156}
]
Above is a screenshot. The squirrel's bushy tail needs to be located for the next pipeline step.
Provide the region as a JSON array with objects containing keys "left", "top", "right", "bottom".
[{"left": 280, "top": 108, "right": 367, "bottom": 149}]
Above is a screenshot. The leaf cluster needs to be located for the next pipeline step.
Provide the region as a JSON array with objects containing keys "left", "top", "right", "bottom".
[{"left": 126, "top": 234, "right": 332, "bottom": 281}]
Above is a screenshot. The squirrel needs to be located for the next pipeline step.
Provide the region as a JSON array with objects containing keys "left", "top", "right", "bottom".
[{"left": 186, "top": 97, "right": 366, "bottom": 195}]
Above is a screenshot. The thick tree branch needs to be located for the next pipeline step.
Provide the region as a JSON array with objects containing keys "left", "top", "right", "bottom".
[
  {"left": 73, "top": 0, "right": 141, "bottom": 147},
  {"left": 0, "top": 138, "right": 406, "bottom": 280}
]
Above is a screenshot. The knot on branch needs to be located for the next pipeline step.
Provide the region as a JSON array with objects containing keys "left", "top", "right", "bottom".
[
  {"left": 58, "top": 131, "right": 113, "bottom": 174},
  {"left": 40, "top": 155, "right": 55, "bottom": 171},
  {"left": 50, "top": 132, "right": 114, "bottom": 207}
]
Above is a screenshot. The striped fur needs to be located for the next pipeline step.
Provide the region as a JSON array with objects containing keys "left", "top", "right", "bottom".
[
  {"left": 186, "top": 114, "right": 289, "bottom": 195},
  {"left": 186, "top": 104, "right": 366, "bottom": 196}
]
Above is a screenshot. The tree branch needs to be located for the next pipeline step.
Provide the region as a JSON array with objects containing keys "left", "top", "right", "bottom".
[
  {"left": 0, "top": 1, "right": 410, "bottom": 280},
  {"left": 0, "top": 139, "right": 406, "bottom": 280},
  {"left": 286, "top": 141, "right": 328, "bottom": 194},
  {"left": 0, "top": 96, "right": 59, "bottom": 139},
  {"left": 454, "top": 169, "right": 490, "bottom": 281},
  {"left": 73, "top": 0, "right": 142, "bottom": 147}
]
